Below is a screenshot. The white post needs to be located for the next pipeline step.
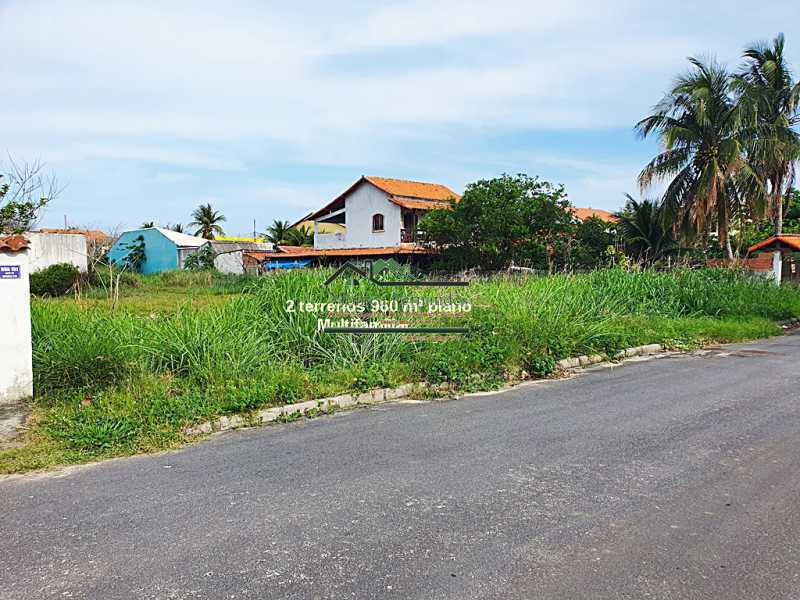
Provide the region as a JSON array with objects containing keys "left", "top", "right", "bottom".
[
  {"left": 772, "top": 251, "right": 783, "bottom": 284},
  {"left": 0, "top": 239, "right": 33, "bottom": 404}
]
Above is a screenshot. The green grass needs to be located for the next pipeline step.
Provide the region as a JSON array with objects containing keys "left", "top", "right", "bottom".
[{"left": 2, "top": 267, "right": 799, "bottom": 474}]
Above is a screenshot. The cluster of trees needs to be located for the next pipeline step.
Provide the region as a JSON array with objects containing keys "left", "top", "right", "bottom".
[
  {"left": 0, "top": 158, "right": 61, "bottom": 234},
  {"left": 637, "top": 33, "right": 799, "bottom": 259},
  {"left": 418, "top": 174, "right": 616, "bottom": 272}
]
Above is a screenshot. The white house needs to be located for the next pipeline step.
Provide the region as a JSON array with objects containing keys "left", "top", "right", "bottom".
[{"left": 306, "top": 176, "right": 460, "bottom": 250}]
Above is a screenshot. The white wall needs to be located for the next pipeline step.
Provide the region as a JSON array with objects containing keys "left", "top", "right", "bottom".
[
  {"left": 0, "top": 248, "right": 33, "bottom": 404},
  {"left": 314, "top": 232, "right": 345, "bottom": 249},
  {"left": 314, "top": 181, "right": 401, "bottom": 249},
  {"left": 27, "top": 232, "right": 88, "bottom": 272}
]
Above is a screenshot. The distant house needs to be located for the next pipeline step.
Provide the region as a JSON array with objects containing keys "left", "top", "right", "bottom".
[
  {"left": 306, "top": 176, "right": 460, "bottom": 251},
  {"left": 745, "top": 234, "right": 800, "bottom": 283},
  {"left": 107, "top": 227, "right": 206, "bottom": 274},
  {"left": 570, "top": 207, "right": 618, "bottom": 223},
  {"left": 202, "top": 240, "right": 273, "bottom": 274}
]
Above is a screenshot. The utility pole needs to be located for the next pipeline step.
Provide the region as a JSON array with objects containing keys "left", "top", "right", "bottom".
[{"left": 253, "top": 219, "right": 257, "bottom": 241}]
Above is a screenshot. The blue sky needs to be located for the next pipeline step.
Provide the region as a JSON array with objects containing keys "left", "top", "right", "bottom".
[{"left": 2, "top": 0, "right": 799, "bottom": 236}]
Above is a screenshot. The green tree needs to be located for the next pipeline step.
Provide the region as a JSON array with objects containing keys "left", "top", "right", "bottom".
[
  {"left": 637, "top": 57, "right": 756, "bottom": 260},
  {"left": 418, "top": 174, "right": 574, "bottom": 271},
  {"left": 616, "top": 195, "right": 677, "bottom": 265},
  {"left": 265, "top": 219, "right": 292, "bottom": 245},
  {"left": 141, "top": 221, "right": 155, "bottom": 228},
  {"left": 184, "top": 244, "right": 216, "bottom": 271},
  {"left": 734, "top": 33, "right": 800, "bottom": 236},
  {"left": 189, "top": 204, "right": 226, "bottom": 239},
  {"left": 168, "top": 223, "right": 185, "bottom": 233},
  {"left": 572, "top": 216, "right": 616, "bottom": 269},
  {"left": 0, "top": 158, "right": 60, "bottom": 234}
]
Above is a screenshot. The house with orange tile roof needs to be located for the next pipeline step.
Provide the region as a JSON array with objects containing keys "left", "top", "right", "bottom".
[{"left": 304, "top": 176, "right": 460, "bottom": 252}]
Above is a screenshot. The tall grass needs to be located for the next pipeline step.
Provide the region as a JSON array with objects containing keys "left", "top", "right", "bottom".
[{"left": 8, "top": 267, "right": 798, "bottom": 467}]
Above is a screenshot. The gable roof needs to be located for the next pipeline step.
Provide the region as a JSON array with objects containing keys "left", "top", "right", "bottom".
[
  {"left": 570, "top": 207, "right": 617, "bottom": 223},
  {"left": 389, "top": 197, "right": 454, "bottom": 211},
  {"left": 119, "top": 226, "right": 207, "bottom": 248},
  {"left": 304, "top": 176, "right": 460, "bottom": 222},
  {"left": 364, "top": 176, "right": 460, "bottom": 201},
  {"left": 748, "top": 234, "right": 800, "bottom": 254}
]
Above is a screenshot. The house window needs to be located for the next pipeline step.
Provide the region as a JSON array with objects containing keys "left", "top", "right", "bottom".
[{"left": 372, "top": 213, "right": 384, "bottom": 232}]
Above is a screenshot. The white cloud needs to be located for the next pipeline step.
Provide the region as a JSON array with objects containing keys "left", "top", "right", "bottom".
[{"left": 1, "top": 0, "right": 798, "bottom": 230}]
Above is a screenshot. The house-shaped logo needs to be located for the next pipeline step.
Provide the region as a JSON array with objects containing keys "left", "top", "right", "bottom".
[{"left": 324, "top": 258, "right": 467, "bottom": 287}]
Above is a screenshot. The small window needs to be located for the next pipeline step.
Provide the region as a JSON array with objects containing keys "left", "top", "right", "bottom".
[{"left": 372, "top": 213, "right": 384, "bottom": 232}]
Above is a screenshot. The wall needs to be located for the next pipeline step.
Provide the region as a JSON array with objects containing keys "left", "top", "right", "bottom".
[
  {"left": 27, "top": 232, "right": 88, "bottom": 273},
  {"left": 107, "top": 229, "right": 178, "bottom": 274},
  {"left": 0, "top": 248, "right": 33, "bottom": 404},
  {"left": 313, "top": 181, "right": 401, "bottom": 249}
]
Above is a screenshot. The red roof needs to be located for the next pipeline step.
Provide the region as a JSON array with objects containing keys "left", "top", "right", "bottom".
[
  {"left": 0, "top": 235, "right": 31, "bottom": 252},
  {"left": 35, "top": 228, "right": 112, "bottom": 244},
  {"left": 305, "top": 176, "right": 460, "bottom": 222},
  {"left": 570, "top": 207, "right": 618, "bottom": 223},
  {"left": 389, "top": 197, "right": 454, "bottom": 211},
  {"left": 365, "top": 176, "right": 460, "bottom": 201},
  {"left": 748, "top": 235, "right": 800, "bottom": 254}
]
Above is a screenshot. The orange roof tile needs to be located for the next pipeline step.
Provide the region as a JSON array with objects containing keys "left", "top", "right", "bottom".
[
  {"left": 365, "top": 177, "right": 460, "bottom": 201},
  {"left": 0, "top": 235, "right": 31, "bottom": 252},
  {"left": 748, "top": 235, "right": 800, "bottom": 254},
  {"left": 35, "top": 228, "right": 112, "bottom": 243},
  {"left": 389, "top": 197, "right": 454, "bottom": 211},
  {"left": 570, "top": 207, "right": 618, "bottom": 223}
]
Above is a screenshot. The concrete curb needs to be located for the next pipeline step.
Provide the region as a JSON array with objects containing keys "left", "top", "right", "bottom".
[
  {"left": 185, "top": 383, "right": 420, "bottom": 436},
  {"left": 184, "top": 344, "right": 671, "bottom": 437}
]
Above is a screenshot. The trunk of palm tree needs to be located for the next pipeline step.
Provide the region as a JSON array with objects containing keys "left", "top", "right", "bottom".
[
  {"left": 714, "top": 181, "right": 735, "bottom": 261},
  {"left": 774, "top": 175, "right": 784, "bottom": 236}
]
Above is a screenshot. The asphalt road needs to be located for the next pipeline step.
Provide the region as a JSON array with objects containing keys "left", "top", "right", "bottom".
[{"left": 2, "top": 334, "right": 800, "bottom": 599}]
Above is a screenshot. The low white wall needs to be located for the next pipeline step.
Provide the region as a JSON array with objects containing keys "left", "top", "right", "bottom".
[
  {"left": 27, "top": 232, "right": 88, "bottom": 272},
  {"left": 314, "top": 231, "right": 346, "bottom": 249},
  {"left": 0, "top": 248, "right": 33, "bottom": 404}
]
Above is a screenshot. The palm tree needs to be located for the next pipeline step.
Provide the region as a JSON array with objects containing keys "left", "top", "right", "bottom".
[
  {"left": 141, "top": 221, "right": 155, "bottom": 228},
  {"left": 265, "top": 219, "right": 292, "bottom": 245},
  {"left": 189, "top": 204, "right": 226, "bottom": 239},
  {"left": 168, "top": 223, "right": 185, "bottom": 233},
  {"left": 616, "top": 194, "right": 677, "bottom": 264},
  {"left": 283, "top": 225, "right": 314, "bottom": 246},
  {"left": 734, "top": 33, "right": 800, "bottom": 235},
  {"left": 637, "top": 57, "right": 756, "bottom": 260}
]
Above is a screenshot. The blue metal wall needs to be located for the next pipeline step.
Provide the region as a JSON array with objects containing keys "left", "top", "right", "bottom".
[{"left": 107, "top": 229, "right": 179, "bottom": 274}]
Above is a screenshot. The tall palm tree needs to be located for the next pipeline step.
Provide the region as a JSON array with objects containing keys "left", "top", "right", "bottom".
[
  {"left": 265, "top": 219, "right": 292, "bottom": 245},
  {"left": 283, "top": 225, "right": 314, "bottom": 246},
  {"left": 616, "top": 194, "right": 677, "bottom": 264},
  {"left": 637, "top": 57, "right": 756, "bottom": 260},
  {"left": 189, "top": 204, "right": 226, "bottom": 239},
  {"left": 734, "top": 33, "right": 800, "bottom": 235}
]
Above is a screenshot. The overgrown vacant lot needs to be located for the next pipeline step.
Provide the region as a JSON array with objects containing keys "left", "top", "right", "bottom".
[{"left": 3, "top": 268, "right": 800, "bottom": 474}]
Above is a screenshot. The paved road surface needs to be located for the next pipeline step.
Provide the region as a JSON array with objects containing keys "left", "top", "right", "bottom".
[{"left": 2, "top": 334, "right": 800, "bottom": 599}]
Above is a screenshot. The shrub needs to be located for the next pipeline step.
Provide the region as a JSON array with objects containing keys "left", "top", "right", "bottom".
[{"left": 29, "top": 263, "right": 80, "bottom": 296}]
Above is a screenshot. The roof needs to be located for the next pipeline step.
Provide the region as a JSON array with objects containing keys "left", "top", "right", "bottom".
[
  {"left": 35, "top": 228, "right": 112, "bottom": 244},
  {"left": 389, "top": 197, "right": 454, "bottom": 211},
  {"left": 118, "top": 227, "right": 207, "bottom": 248},
  {"left": 216, "top": 236, "right": 267, "bottom": 243},
  {"left": 365, "top": 176, "right": 460, "bottom": 202},
  {"left": 246, "top": 245, "right": 433, "bottom": 261},
  {"left": 0, "top": 235, "right": 31, "bottom": 252},
  {"left": 570, "top": 207, "right": 618, "bottom": 223},
  {"left": 748, "top": 234, "right": 800, "bottom": 254},
  {"left": 305, "top": 176, "right": 461, "bottom": 222}
]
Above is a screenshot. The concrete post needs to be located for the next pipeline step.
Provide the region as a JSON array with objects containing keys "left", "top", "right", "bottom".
[
  {"left": 0, "top": 238, "right": 33, "bottom": 404},
  {"left": 772, "top": 251, "right": 783, "bottom": 284}
]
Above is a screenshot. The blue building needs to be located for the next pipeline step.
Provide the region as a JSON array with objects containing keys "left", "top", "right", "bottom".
[{"left": 107, "top": 227, "right": 207, "bottom": 274}]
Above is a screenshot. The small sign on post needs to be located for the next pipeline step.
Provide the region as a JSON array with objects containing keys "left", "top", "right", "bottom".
[{"left": 0, "top": 236, "right": 33, "bottom": 405}]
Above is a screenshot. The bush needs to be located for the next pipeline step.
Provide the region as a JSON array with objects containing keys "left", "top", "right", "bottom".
[{"left": 29, "top": 263, "right": 80, "bottom": 297}]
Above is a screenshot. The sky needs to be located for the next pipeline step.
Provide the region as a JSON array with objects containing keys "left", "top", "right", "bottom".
[{"left": 2, "top": 0, "right": 799, "bottom": 236}]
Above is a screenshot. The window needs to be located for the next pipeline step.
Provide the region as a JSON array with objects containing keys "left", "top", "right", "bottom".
[{"left": 372, "top": 213, "right": 384, "bottom": 232}]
